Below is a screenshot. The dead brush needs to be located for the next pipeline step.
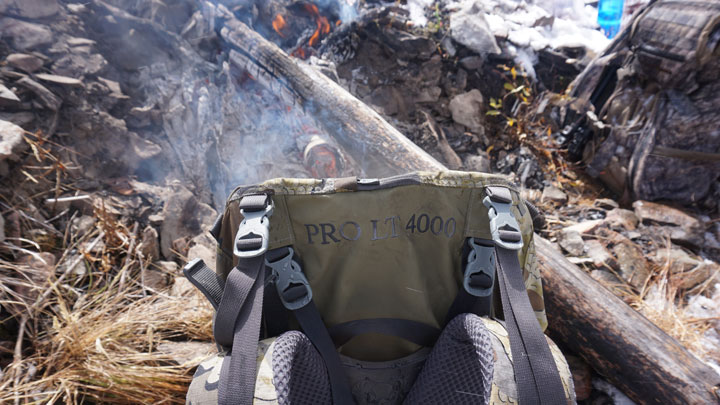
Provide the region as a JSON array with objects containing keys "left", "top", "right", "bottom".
[
  {"left": 0, "top": 230, "right": 214, "bottom": 404},
  {"left": 0, "top": 160, "right": 214, "bottom": 403},
  {"left": 627, "top": 242, "right": 716, "bottom": 363}
]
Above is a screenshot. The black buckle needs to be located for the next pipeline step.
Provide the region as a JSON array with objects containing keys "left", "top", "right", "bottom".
[
  {"left": 464, "top": 239, "right": 496, "bottom": 297},
  {"left": 265, "top": 248, "right": 312, "bottom": 310}
]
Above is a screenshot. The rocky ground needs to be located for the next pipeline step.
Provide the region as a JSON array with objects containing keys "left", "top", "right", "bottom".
[{"left": 0, "top": 0, "right": 718, "bottom": 404}]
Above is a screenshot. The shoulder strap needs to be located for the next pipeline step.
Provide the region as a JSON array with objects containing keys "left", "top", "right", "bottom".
[
  {"left": 266, "top": 247, "right": 354, "bottom": 404},
  {"left": 484, "top": 187, "right": 567, "bottom": 404}
]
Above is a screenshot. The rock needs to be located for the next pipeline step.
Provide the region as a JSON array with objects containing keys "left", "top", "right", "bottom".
[
  {"left": 449, "top": 1, "right": 501, "bottom": 56},
  {"left": 0, "top": 0, "right": 60, "bottom": 18},
  {"left": 590, "top": 269, "right": 623, "bottom": 286},
  {"left": 52, "top": 52, "right": 108, "bottom": 77},
  {"left": 70, "top": 215, "right": 95, "bottom": 236},
  {"left": 566, "top": 355, "right": 592, "bottom": 401},
  {"left": 0, "top": 112, "right": 34, "bottom": 126},
  {"left": 594, "top": 228, "right": 650, "bottom": 289},
  {"left": 652, "top": 248, "right": 699, "bottom": 273},
  {"left": 464, "top": 152, "right": 491, "bottom": 173},
  {"left": 17, "top": 77, "right": 61, "bottom": 111},
  {"left": 675, "top": 261, "right": 720, "bottom": 291},
  {"left": 0, "top": 120, "right": 26, "bottom": 162},
  {"left": 564, "top": 219, "right": 603, "bottom": 235},
  {"left": 0, "top": 18, "right": 53, "bottom": 50},
  {"left": 156, "top": 261, "right": 179, "bottom": 274},
  {"left": 594, "top": 198, "right": 619, "bottom": 210},
  {"left": 0, "top": 84, "right": 20, "bottom": 105},
  {"left": 449, "top": 89, "right": 485, "bottom": 130},
  {"left": 66, "top": 37, "right": 96, "bottom": 47},
  {"left": 187, "top": 233, "right": 216, "bottom": 271},
  {"left": 541, "top": 185, "right": 568, "bottom": 205},
  {"left": 632, "top": 200, "right": 701, "bottom": 230},
  {"left": 459, "top": 55, "right": 484, "bottom": 71},
  {"left": 160, "top": 185, "right": 217, "bottom": 258},
  {"left": 58, "top": 253, "right": 86, "bottom": 278},
  {"left": 142, "top": 267, "right": 168, "bottom": 290},
  {"left": 148, "top": 214, "right": 164, "bottom": 227},
  {"left": 156, "top": 341, "right": 215, "bottom": 366},
  {"left": 35, "top": 73, "right": 83, "bottom": 87},
  {"left": 558, "top": 229, "right": 585, "bottom": 256},
  {"left": 171, "top": 276, "right": 195, "bottom": 297},
  {"left": 604, "top": 208, "right": 639, "bottom": 230},
  {"left": 6, "top": 53, "right": 44, "bottom": 73},
  {"left": 666, "top": 226, "right": 705, "bottom": 250},
  {"left": 584, "top": 240, "right": 613, "bottom": 267},
  {"left": 140, "top": 226, "right": 160, "bottom": 260},
  {"left": 654, "top": 249, "right": 720, "bottom": 291},
  {"left": 15, "top": 252, "right": 56, "bottom": 302},
  {"left": 612, "top": 241, "right": 650, "bottom": 289}
]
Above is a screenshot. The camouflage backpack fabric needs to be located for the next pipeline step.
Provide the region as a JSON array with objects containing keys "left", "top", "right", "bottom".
[
  {"left": 561, "top": 0, "right": 720, "bottom": 207},
  {"left": 184, "top": 171, "right": 575, "bottom": 404}
]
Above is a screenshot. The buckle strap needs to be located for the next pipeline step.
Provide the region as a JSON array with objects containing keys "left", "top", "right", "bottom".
[
  {"left": 238, "top": 193, "right": 271, "bottom": 211},
  {"left": 183, "top": 258, "right": 224, "bottom": 310},
  {"left": 483, "top": 186, "right": 523, "bottom": 250},
  {"left": 266, "top": 246, "right": 354, "bottom": 404},
  {"left": 234, "top": 194, "right": 273, "bottom": 258},
  {"left": 495, "top": 245, "right": 567, "bottom": 404},
  {"left": 266, "top": 247, "right": 313, "bottom": 311},
  {"left": 464, "top": 239, "right": 496, "bottom": 297},
  {"left": 213, "top": 255, "right": 265, "bottom": 348}
]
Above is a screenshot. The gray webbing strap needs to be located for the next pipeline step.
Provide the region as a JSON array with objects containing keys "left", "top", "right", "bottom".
[
  {"left": 218, "top": 257, "right": 266, "bottom": 405},
  {"left": 266, "top": 247, "right": 354, "bottom": 404},
  {"left": 183, "top": 258, "right": 225, "bottom": 310},
  {"left": 214, "top": 255, "right": 264, "bottom": 348},
  {"left": 293, "top": 302, "right": 355, "bottom": 404},
  {"left": 495, "top": 246, "right": 567, "bottom": 404},
  {"left": 328, "top": 318, "right": 441, "bottom": 347}
]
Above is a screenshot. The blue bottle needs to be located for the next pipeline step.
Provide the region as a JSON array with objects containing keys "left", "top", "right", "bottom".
[{"left": 598, "top": 0, "right": 624, "bottom": 39}]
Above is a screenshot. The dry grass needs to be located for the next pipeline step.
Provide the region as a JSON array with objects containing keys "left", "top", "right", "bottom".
[
  {"left": 0, "top": 223, "right": 214, "bottom": 404},
  {"left": 0, "top": 133, "right": 214, "bottom": 404}
]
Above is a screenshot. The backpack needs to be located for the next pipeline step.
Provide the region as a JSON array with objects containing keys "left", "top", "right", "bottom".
[
  {"left": 561, "top": 0, "right": 720, "bottom": 206},
  {"left": 183, "top": 171, "right": 575, "bottom": 404}
]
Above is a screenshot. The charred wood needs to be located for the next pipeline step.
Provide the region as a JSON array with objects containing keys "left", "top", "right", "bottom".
[
  {"left": 217, "top": 15, "right": 445, "bottom": 177},
  {"left": 535, "top": 236, "right": 720, "bottom": 404}
]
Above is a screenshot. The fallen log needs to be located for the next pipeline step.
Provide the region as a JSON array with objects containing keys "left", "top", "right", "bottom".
[
  {"left": 216, "top": 10, "right": 720, "bottom": 403},
  {"left": 535, "top": 236, "right": 720, "bottom": 404},
  {"left": 218, "top": 15, "right": 445, "bottom": 177}
]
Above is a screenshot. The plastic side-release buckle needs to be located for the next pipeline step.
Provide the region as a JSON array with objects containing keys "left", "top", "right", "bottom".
[
  {"left": 233, "top": 195, "right": 274, "bottom": 258},
  {"left": 464, "top": 239, "right": 496, "bottom": 297},
  {"left": 265, "top": 247, "right": 312, "bottom": 310},
  {"left": 483, "top": 187, "right": 524, "bottom": 251}
]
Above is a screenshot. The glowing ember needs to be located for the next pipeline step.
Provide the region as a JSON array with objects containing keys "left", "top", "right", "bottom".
[{"left": 272, "top": 14, "right": 287, "bottom": 37}]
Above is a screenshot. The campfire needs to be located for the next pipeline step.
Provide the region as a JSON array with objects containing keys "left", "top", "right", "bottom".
[{"left": 1, "top": 0, "right": 719, "bottom": 404}]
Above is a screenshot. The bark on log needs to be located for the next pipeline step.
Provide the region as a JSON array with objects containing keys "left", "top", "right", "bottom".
[
  {"left": 218, "top": 17, "right": 446, "bottom": 178},
  {"left": 536, "top": 236, "right": 720, "bottom": 404},
  {"left": 217, "top": 11, "right": 720, "bottom": 403}
]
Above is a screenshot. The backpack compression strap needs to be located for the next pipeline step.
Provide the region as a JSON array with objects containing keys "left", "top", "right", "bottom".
[
  {"left": 205, "top": 194, "right": 274, "bottom": 405},
  {"left": 484, "top": 187, "right": 567, "bottom": 404},
  {"left": 265, "top": 247, "right": 354, "bottom": 404}
]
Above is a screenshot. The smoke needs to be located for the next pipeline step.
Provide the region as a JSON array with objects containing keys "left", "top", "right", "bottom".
[{"left": 80, "top": 0, "right": 361, "bottom": 208}]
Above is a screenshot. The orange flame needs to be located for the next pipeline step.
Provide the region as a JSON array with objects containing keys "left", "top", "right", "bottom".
[
  {"left": 272, "top": 14, "right": 287, "bottom": 37},
  {"left": 304, "top": 3, "right": 331, "bottom": 47}
]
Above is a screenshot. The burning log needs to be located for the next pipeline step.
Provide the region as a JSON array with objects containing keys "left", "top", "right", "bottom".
[{"left": 217, "top": 13, "right": 445, "bottom": 177}]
